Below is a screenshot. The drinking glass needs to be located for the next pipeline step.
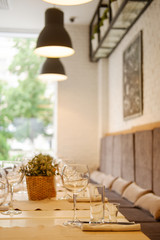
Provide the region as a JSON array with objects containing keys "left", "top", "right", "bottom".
[
  {"left": 1, "top": 162, "right": 24, "bottom": 215},
  {"left": 0, "top": 168, "right": 8, "bottom": 207},
  {"left": 89, "top": 184, "right": 105, "bottom": 223},
  {"left": 62, "top": 163, "right": 89, "bottom": 226},
  {"left": 105, "top": 202, "right": 120, "bottom": 222},
  {"left": 57, "top": 159, "right": 71, "bottom": 200}
]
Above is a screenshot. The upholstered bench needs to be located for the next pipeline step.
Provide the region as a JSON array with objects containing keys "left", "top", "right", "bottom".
[{"left": 90, "top": 171, "right": 160, "bottom": 240}]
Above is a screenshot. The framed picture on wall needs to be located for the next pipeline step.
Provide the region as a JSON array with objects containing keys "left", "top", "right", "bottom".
[{"left": 123, "top": 31, "right": 143, "bottom": 120}]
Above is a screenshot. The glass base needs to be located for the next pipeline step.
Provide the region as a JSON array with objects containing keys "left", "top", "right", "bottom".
[
  {"left": 1, "top": 209, "right": 22, "bottom": 215},
  {"left": 58, "top": 194, "right": 71, "bottom": 200},
  {"left": 63, "top": 220, "right": 82, "bottom": 227}
]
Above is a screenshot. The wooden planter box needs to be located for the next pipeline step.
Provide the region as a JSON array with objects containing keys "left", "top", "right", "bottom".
[{"left": 26, "top": 176, "right": 56, "bottom": 200}]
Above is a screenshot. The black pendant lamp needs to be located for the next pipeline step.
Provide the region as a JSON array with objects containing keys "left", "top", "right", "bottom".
[
  {"left": 34, "top": 8, "right": 75, "bottom": 58},
  {"left": 42, "top": 0, "right": 93, "bottom": 5},
  {"left": 38, "top": 58, "right": 67, "bottom": 81}
]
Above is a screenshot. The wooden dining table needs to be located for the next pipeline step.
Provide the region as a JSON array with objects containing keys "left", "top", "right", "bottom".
[{"left": 0, "top": 186, "right": 150, "bottom": 240}]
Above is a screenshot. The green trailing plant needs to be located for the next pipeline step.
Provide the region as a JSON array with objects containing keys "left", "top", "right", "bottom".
[
  {"left": 93, "top": 24, "right": 98, "bottom": 38},
  {"left": 93, "top": 24, "right": 98, "bottom": 34},
  {"left": 100, "top": 8, "right": 109, "bottom": 27},
  {"left": 92, "top": 24, "right": 99, "bottom": 40},
  {"left": 22, "top": 153, "right": 58, "bottom": 177}
]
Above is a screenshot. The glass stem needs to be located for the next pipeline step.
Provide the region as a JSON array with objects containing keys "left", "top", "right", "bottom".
[
  {"left": 73, "top": 193, "right": 77, "bottom": 222},
  {"left": 9, "top": 184, "right": 14, "bottom": 210}
]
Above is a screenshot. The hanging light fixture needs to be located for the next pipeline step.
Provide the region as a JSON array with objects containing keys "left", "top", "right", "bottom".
[
  {"left": 42, "top": 0, "right": 93, "bottom": 5},
  {"left": 34, "top": 8, "right": 75, "bottom": 58},
  {"left": 38, "top": 58, "right": 67, "bottom": 81}
]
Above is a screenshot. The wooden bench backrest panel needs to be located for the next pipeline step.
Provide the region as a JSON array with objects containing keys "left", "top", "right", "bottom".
[
  {"left": 153, "top": 128, "right": 160, "bottom": 196},
  {"left": 135, "top": 130, "right": 152, "bottom": 189},
  {"left": 103, "top": 135, "right": 113, "bottom": 175},
  {"left": 100, "top": 127, "right": 160, "bottom": 193},
  {"left": 99, "top": 137, "right": 107, "bottom": 173},
  {"left": 112, "top": 135, "right": 122, "bottom": 177},
  {"left": 99, "top": 136, "right": 113, "bottom": 175},
  {"left": 121, "top": 133, "right": 135, "bottom": 182}
]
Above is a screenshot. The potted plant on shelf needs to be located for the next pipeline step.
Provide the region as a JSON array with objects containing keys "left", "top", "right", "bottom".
[
  {"left": 100, "top": 8, "right": 109, "bottom": 39},
  {"left": 22, "top": 153, "right": 58, "bottom": 200},
  {"left": 91, "top": 24, "right": 98, "bottom": 52}
]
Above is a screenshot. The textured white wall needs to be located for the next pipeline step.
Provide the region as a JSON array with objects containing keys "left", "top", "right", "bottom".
[
  {"left": 97, "top": 58, "right": 108, "bottom": 138},
  {"left": 99, "top": 0, "right": 160, "bottom": 134},
  {"left": 56, "top": 25, "right": 99, "bottom": 171}
]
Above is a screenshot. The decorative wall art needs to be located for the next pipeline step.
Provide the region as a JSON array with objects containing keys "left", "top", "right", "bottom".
[{"left": 123, "top": 31, "right": 143, "bottom": 120}]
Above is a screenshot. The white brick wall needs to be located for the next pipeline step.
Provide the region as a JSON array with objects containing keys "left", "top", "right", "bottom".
[
  {"left": 99, "top": 0, "right": 160, "bottom": 134},
  {"left": 56, "top": 25, "right": 99, "bottom": 171}
]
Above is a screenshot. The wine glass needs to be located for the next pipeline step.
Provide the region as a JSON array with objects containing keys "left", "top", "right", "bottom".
[
  {"left": 0, "top": 168, "right": 8, "bottom": 208},
  {"left": 57, "top": 159, "right": 72, "bottom": 200},
  {"left": 62, "top": 163, "right": 89, "bottom": 226},
  {"left": 1, "top": 161, "right": 24, "bottom": 215}
]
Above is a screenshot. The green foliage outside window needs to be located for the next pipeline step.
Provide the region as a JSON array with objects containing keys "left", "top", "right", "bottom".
[{"left": 0, "top": 37, "right": 54, "bottom": 160}]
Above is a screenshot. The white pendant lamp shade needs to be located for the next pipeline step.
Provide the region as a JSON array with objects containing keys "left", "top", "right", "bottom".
[
  {"left": 38, "top": 58, "right": 67, "bottom": 81},
  {"left": 42, "top": 0, "right": 93, "bottom": 5},
  {"left": 34, "top": 8, "right": 75, "bottom": 58}
]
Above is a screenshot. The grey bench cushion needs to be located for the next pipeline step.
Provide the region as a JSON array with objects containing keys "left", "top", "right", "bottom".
[
  {"left": 141, "top": 222, "right": 160, "bottom": 240},
  {"left": 105, "top": 189, "right": 134, "bottom": 207},
  {"left": 119, "top": 207, "right": 156, "bottom": 223}
]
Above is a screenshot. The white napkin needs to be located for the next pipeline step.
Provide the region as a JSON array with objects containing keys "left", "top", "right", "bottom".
[
  {"left": 81, "top": 223, "right": 141, "bottom": 232},
  {"left": 68, "top": 196, "right": 108, "bottom": 202}
]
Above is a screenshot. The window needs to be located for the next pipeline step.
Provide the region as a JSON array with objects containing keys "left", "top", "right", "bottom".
[{"left": 0, "top": 35, "right": 55, "bottom": 161}]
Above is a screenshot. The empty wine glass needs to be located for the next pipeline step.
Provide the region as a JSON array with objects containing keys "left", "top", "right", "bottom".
[
  {"left": 57, "top": 159, "right": 71, "bottom": 200},
  {"left": 0, "top": 168, "right": 8, "bottom": 208},
  {"left": 62, "top": 163, "right": 89, "bottom": 226},
  {"left": 1, "top": 161, "right": 24, "bottom": 215}
]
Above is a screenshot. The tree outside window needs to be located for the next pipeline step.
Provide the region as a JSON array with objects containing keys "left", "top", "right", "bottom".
[{"left": 0, "top": 36, "right": 55, "bottom": 160}]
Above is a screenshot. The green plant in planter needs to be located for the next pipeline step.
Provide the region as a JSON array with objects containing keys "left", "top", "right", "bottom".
[
  {"left": 100, "top": 8, "right": 109, "bottom": 27},
  {"left": 92, "top": 24, "right": 98, "bottom": 39},
  {"left": 22, "top": 153, "right": 58, "bottom": 177}
]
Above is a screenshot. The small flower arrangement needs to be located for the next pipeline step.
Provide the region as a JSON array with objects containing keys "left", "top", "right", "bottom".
[{"left": 22, "top": 153, "right": 58, "bottom": 177}]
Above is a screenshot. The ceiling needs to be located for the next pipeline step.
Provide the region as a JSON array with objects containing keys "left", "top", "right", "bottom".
[{"left": 0, "top": 0, "right": 98, "bottom": 35}]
